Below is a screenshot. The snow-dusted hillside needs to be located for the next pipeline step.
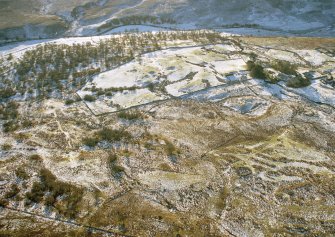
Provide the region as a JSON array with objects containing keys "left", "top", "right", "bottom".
[
  {"left": 1, "top": 25, "right": 335, "bottom": 236},
  {"left": 76, "top": 43, "right": 335, "bottom": 115},
  {"left": 0, "top": 0, "right": 334, "bottom": 41},
  {"left": 1, "top": 32, "right": 334, "bottom": 115}
]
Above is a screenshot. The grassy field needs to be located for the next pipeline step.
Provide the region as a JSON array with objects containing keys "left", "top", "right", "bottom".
[
  {"left": 0, "top": 0, "right": 91, "bottom": 29},
  {"left": 239, "top": 36, "right": 335, "bottom": 50}
]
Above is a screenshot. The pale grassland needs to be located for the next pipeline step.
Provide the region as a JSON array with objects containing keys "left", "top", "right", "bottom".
[
  {"left": 0, "top": 0, "right": 91, "bottom": 29},
  {"left": 240, "top": 36, "right": 335, "bottom": 50}
]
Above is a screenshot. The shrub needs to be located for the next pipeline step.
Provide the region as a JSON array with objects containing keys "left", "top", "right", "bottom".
[
  {"left": 1, "top": 101, "right": 19, "bottom": 120},
  {"left": 25, "top": 168, "right": 84, "bottom": 219},
  {"left": 247, "top": 61, "right": 266, "bottom": 79},
  {"left": 111, "top": 165, "right": 125, "bottom": 176},
  {"left": 286, "top": 75, "right": 311, "bottom": 88},
  {"left": 263, "top": 69, "right": 280, "bottom": 84},
  {"left": 26, "top": 182, "right": 44, "bottom": 203},
  {"left": 271, "top": 60, "right": 297, "bottom": 75},
  {"left": 29, "top": 154, "right": 43, "bottom": 162},
  {"left": 40, "top": 168, "right": 57, "bottom": 190},
  {"left": 0, "top": 88, "right": 16, "bottom": 99},
  {"left": 82, "top": 137, "right": 100, "bottom": 147},
  {"left": 21, "top": 119, "right": 34, "bottom": 128},
  {"left": 1, "top": 143, "right": 12, "bottom": 151},
  {"left": 7, "top": 54, "right": 13, "bottom": 61},
  {"left": 82, "top": 128, "right": 132, "bottom": 147},
  {"left": 108, "top": 154, "right": 118, "bottom": 164},
  {"left": 249, "top": 52, "right": 257, "bottom": 61},
  {"left": 147, "top": 82, "right": 156, "bottom": 92},
  {"left": 83, "top": 94, "right": 96, "bottom": 102},
  {"left": 5, "top": 184, "right": 20, "bottom": 199},
  {"left": 45, "top": 194, "right": 56, "bottom": 206},
  {"left": 65, "top": 99, "right": 75, "bottom": 105},
  {"left": 0, "top": 198, "right": 9, "bottom": 207},
  {"left": 144, "top": 142, "right": 155, "bottom": 150},
  {"left": 14, "top": 132, "right": 30, "bottom": 140},
  {"left": 3, "top": 120, "right": 19, "bottom": 133},
  {"left": 165, "top": 140, "right": 179, "bottom": 156},
  {"left": 96, "top": 90, "right": 105, "bottom": 96},
  {"left": 216, "top": 187, "right": 230, "bottom": 210},
  {"left": 104, "top": 86, "right": 139, "bottom": 93},
  {"left": 97, "top": 128, "right": 132, "bottom": 142},
  {"left": 107, "top": 153, "right": 125, "bottom": 177},
  {"left": 59, "top": 187, "right": 83, "bottom": 219},
  {"left": 159, "top": 163, "right": 173, "bottom": 171},
  {"left": 117, "top": 110, "right": 143, "bottom": 120},
  {"left": 15, "top": 167, "right": 29, "bottom": 180}
]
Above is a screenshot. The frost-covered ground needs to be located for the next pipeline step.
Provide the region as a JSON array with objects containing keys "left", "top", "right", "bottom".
[
  {"left": 0, "top": 35, "right": 115, "bottom": 57},
  {"left": 1, "top": 34, "right": 335, "bottom": 237},
  {"left": 76, "top": 40, "right": 335, "bottom": 115},
  {"left": 78, "top": 44, "right": 251, "bottom": 114},
  {"left": 1, "top": 33, "right": 334, "bottom": 116}
]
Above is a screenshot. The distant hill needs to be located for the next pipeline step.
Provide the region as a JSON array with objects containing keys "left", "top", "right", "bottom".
[{"left": 0, "top": 0, "right": 334, "bottom": 40}]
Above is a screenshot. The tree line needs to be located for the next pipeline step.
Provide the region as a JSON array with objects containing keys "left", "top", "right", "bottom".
[{"left": 1, "top": 30, "right": 226, "bottom": 101}]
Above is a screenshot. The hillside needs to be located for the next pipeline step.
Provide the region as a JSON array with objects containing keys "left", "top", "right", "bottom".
[
  {"left": 0, "top": 0, "right": 334, "bottom": 41},
  {"left": 0, "top": 1, "right": 335, "bottom": 236},
  {"left": 0, "top": 32, "right": 335, "bottom": 236}
]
